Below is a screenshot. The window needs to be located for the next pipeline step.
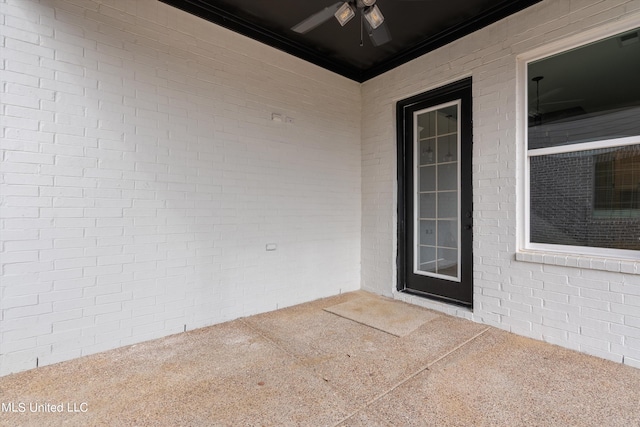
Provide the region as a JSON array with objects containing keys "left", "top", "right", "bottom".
[{"left": 524, "top": 26, "right": 640, "bottom": 257}]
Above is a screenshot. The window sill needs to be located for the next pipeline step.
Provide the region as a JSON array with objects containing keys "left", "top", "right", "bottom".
[{"left": 515, "top": 251, "right": 640, "bottom": 274}]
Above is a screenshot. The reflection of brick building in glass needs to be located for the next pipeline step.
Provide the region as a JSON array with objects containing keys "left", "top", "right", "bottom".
[
  {"left": 530, "top": 145, "right": 640, "bottom": 251},
  {"left": 595, "top": 150, "right": 640, "bottom": 211}
]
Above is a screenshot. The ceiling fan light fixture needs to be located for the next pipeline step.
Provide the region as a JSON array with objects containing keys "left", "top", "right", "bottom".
[
  {"left": 360, "top": 0, "right": 376, "bottom": 6},
  {"left": 364, "top": 5, "right": 384, "bottom": 30},
  {"left": 335, "top": 2, "right": 356, "bottom": 27}
]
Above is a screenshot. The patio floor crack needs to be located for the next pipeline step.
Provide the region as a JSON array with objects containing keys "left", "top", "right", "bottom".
[{"left": 332, "top": 326, "right": 492, "bottom": 427}]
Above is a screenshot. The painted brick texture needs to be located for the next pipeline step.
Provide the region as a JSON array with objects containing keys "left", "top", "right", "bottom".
[
  {"left": 361, "top": 0, "right": 640, "bottom": 367},
  {"left": 2, "top": 0, "right": 640, "bottom": 376},
  {"left": 0, "top": 0, "right": 361, "bottom": 375}
]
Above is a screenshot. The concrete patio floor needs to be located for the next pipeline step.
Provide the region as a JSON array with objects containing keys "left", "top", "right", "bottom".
[{"left": 1, "top": 290, "right": 640, "bottom": 426}]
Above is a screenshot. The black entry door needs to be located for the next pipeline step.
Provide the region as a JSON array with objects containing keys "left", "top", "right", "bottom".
[{"left": 397, "top": 78, "right": 473, "bottom": 307}]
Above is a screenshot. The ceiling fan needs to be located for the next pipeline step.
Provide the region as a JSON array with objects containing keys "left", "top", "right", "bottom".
[{"left": 291, "top": 0, "right": 392, "bottom": 47}]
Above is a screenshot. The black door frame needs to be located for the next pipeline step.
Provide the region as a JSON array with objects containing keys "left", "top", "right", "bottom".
[{"left": 396, "top": 77, "right": 473, "bottom": 307}]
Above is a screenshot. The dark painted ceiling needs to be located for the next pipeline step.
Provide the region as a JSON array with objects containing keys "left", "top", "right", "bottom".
[{"left": 159, "top": 0, "right": 541, "bottom": 82}]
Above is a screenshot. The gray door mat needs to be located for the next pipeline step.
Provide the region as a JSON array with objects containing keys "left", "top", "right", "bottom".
[{"left": 324, "top": 294, "right": 440, "bottom": 337}]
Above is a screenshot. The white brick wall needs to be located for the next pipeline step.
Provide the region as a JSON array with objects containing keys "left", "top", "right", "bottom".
[
  {"left": 362, "top": 0, "right": 640, "bottom": 367},
  {"left": 0, "top": 0, "right": 361, "bottom": 375},
  {"left": 2, "top": 0, "right": 639, "bottom": 376}
]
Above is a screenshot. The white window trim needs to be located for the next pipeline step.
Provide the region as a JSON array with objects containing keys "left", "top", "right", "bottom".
[
  {"left": 528, "top": 135, "right": 640, "bottom": 158},
  {"left": 516, "top": 15, "right": 640, "bottom": 263}
]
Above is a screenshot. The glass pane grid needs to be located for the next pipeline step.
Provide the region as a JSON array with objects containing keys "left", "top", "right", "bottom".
[{"left": 415, "top": 105, "right": 460, "bottom": 279}]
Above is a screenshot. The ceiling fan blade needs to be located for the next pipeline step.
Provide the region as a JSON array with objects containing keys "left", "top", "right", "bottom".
[
  {"left": 291, "top": 2, "right": 343, "bottom": 34},
  {"left": 365, "top": 19, "right": 391, "bottom": 46}
]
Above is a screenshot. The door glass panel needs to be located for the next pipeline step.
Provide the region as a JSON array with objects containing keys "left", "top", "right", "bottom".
[
  {"left": 438, "top": 135, "right": 458, "bottom": 163},
  {"left": 437, "top": 220, "right": 457, "bottom": 247},
  {"left": 437, "top": 248, "right": 458, "bottom": 277},
  {"left": 419, "top": 220, "right": 436, "bottom": 246},
  {"left": 420, "top": 193, "right": 436, "bottom": 218},
  {"left": 418, "top": 110, "right": 437, "bottom": 138},
  {"left": 420, "top": 139, "right": 437, "bottom": 165},
  {"left": 420, "top": 165, "right": 436, "bottom": 191},
  {"left": 437, "top": 192, "right": 457, "bottom": 218},
  {"left": 419, "top": 246, "right": 437, "bottom": 273},
  {"left": 414, "top": 103, "right": 460, "bottom": 281},
  {"left": 437, "top": 164, "right": 457, "bottom": 191}
]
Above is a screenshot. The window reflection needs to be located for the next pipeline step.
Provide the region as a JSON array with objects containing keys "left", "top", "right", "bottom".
[
  {"left": 530, "top": 145, "right": 640, "bottom": 250},
  {"left": 528, "top": 29, "right": 640, "bottom": 149}
]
